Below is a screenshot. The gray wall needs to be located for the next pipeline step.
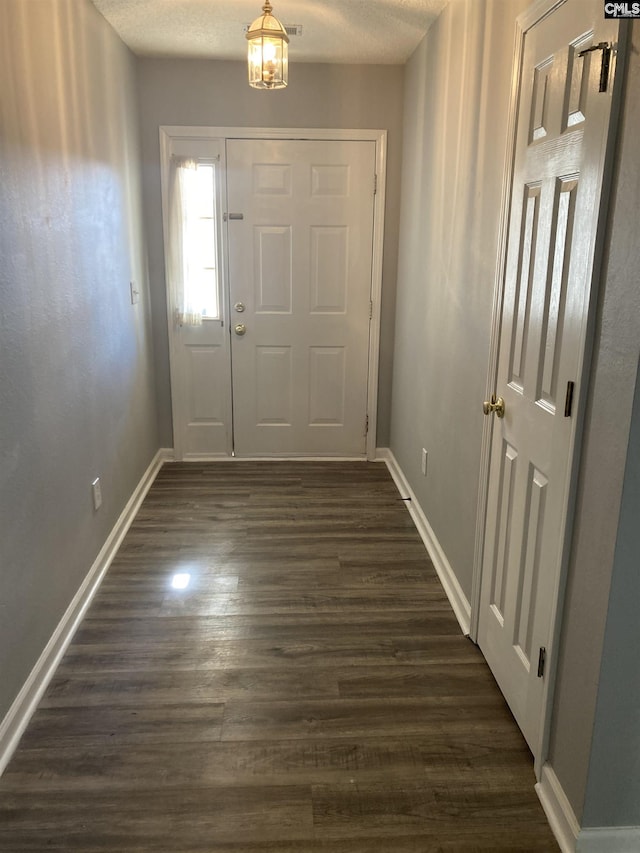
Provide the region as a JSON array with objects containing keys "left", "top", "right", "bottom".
[
  {"left": 0, "top": 0, "right": 158, "bottom": 721},
  {"left": 136, "top": 58, "right": 405, "bottom": 448},
  {"left": 581, "top": 356, "right": 640, "bottom": 827},
  {"left": 393, "top": 0, "right": 640, "bottom": 829},
  {"left": 390, "top": 0, "right": 527, "bottom": 595}
]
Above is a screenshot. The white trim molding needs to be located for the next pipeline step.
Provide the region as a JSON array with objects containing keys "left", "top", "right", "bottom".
[
  {"left": 379, "top": 448, "right": 472, "bottom": 635},
  {"left": 536, "top": 763, "right": 581, "bottom": 853},
  {"left": 0, "top": 448, "right": 168, "bottom": 777},
  {"left": 181, "top": 454, "right": 369, "bottom": 462},
  {"left": 536, "top": 763, "right": 640, "bottom": 853}
]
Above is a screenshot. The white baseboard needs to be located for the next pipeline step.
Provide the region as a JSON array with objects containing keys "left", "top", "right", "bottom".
[
  {"left": 537, "top": 764, "right": 640, "bottom": 853},
  {"left": 577, "top": 827, "right": 640, "bottom": 852},
  {"left": 536, "top": 763, "right": 581, "bottom": 852},
  {"left": 379, "top": 448, "right": 472, "bottom": 635},
  {"left": 0, "top": 447, "right": 167, "bottom": 777},
  {"left": 175, "top": 453, "right": 368, "bottom": 462}
]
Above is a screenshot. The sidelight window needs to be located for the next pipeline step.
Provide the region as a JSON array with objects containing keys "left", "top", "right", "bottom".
[{"left": 169, "top": 158, "right": 220, "bottom": 324}]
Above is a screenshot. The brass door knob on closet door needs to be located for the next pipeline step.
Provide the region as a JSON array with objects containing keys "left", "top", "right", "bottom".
[
  {"left": 483, "top": 394, "right": 505, "bottom": 418},
  {"left": 234, "top": 323, "right": 247, "bottom": 336}
]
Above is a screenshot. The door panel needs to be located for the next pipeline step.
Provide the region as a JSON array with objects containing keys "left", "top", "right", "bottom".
[
  {"left": 255, "top": 346, "right": 292, "bottom": 425},
  {"left": 176, "top": 322, "right": 229, "bottom": 457},
  {"left": 254, "top": 225, "right": 292, "bottom": 312},
  {"left": 186, "top": 344, "right": 224, "bottom": 422},
  {"left": 310, "top": 227, "right": 348, "bottom": 312},
  {"left": 226, "top": 139, "right": 375, "bottom": 456},
  {"left": 478, "top": 0, "right": 619, "bottom": 756}
]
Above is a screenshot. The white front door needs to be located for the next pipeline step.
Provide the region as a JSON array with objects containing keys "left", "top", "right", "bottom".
[
  {"left": 478, "top": 0, "right": 620, "bottom": 757},
  {"left": 226, "top": 139, "right": 376, "bottom": 456}
]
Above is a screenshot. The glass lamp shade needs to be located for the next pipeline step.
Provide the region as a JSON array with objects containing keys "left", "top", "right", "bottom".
[{"left": 246, "top": 2, "right": 289, "bottom": 89}]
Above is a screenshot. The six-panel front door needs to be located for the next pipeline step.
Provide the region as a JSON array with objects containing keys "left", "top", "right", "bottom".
[
  {"left": 478, "top": 0, "right": 619, "bottom": 757},
  {"left": 225, "top": 139, "right": 376, "bottom": 456}
]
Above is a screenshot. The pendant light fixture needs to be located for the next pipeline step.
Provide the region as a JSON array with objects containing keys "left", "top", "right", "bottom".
[{"left": 246, "top": 1, "right": 289, "bottom": 90}]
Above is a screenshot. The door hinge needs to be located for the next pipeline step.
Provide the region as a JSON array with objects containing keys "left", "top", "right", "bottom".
[
  {"left": 537, "top": 646, "right": 546, "bottom": 678},
  {"left": 564, "top": 381, "right": 575, "bottom": 418},
  {"left": 373, "top": 173, "right": 377, "bottom": 195},
  {"left": 369, "top": 300, "right": 373, "bottom": 320},
  {"left": 578, "top": 41, "right": 612, "bottom": 93},
  {"left": 365, "top": 414, "right": 369, "bottom": 435}
]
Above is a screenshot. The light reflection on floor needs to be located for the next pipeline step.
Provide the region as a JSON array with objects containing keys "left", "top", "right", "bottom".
[{"left": 170, "top": 572, "right": 191, "bottom": 590}]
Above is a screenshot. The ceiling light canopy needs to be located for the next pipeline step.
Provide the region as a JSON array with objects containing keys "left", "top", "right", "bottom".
[{"left": 246, "top": 1, "right": 289, "bottom": 90}]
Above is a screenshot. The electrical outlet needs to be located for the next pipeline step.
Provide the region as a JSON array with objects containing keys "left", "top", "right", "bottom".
[
  {"left": 92, "top": 477, "right": 102, "bottom": 511},
  {"left": 421, "top": 448, "right": 428, "bottom": 477},
  {"left": 129, "top": 281, "right": 139, "bottom": 305}
]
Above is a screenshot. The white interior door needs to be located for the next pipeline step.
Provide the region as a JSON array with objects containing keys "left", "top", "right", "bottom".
[
  {"left": 478, "top": 0, "right": 619, "bottom": 757},
  {"left": 225, "top": 138, "right": 376, "bottom": 456}
]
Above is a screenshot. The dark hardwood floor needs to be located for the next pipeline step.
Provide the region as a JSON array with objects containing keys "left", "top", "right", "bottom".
[{"left": 0, "top": 461, "right": 558, "bottom": 851}]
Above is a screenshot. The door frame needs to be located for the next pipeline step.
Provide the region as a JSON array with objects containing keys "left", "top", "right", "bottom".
[
  {"left": 160, "top": 126, "right": 388, "bottom": 462},
  {"left": 468, "top": 0, "right": 628, "bottom": 776}
]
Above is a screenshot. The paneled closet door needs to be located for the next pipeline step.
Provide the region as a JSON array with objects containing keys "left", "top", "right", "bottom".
[{"left": 478, "top": 0, "right": 620, "bottom": 758}]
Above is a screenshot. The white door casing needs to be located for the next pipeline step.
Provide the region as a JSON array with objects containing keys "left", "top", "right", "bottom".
[
  {"left": 477, "top": 0, "right": 621, "bottom": 762},
  {"left": 160, "top": 128, "right": 387, "bottom": 460},
  {"left": 226, "top": 138, "right": 376, "bottom": 457}
]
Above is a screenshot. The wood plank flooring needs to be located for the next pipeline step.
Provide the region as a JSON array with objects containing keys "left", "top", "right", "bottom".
[{"left": 0, "top": 461, "right": 558, "bottom": 851}]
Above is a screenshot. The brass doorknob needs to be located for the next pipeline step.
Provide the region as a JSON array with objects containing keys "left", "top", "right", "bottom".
[
  {"left": 483, "top": 394, "right": 505, "bottom": 418},
  {"left": 234, "top": 323, "right": 247, "bottom": 336}
]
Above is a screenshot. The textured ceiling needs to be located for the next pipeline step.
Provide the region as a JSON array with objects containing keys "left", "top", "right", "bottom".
[{"left": 90, "top": 0, "right": 449, "bottom": 64}]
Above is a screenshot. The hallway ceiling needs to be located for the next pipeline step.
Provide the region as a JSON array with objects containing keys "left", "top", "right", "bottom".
[{"left": 90, "top": 0, "right": 449, "bottom": 65}]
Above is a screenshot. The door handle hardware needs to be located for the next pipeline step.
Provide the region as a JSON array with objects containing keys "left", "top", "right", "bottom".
[
  {"left": 234, "top": 323, "right": 247, "bottom": 336},
  {"left": 483, "top": 394, "right": 505, "bottom": 418},
  {"left": 234, "top": 302, "right": 246, "bottom": 313},
  {"left": 228, "top": 213, "right": 244, "bottom": 220}
]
